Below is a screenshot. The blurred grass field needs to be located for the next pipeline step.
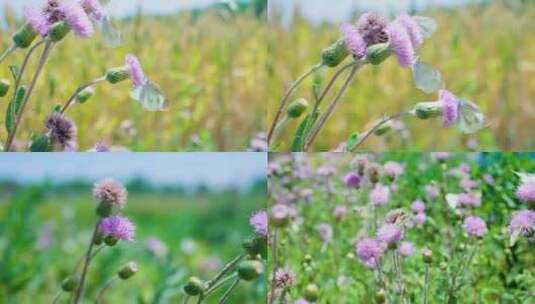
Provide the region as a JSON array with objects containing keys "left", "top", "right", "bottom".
[
  {"left": 267, "top": 0, "right": 535, "bottom": 151},
  {"left": 0, "top": 180, "right": 266, "bottom": 303},
  {"left": 0, "top": 3, "right": 267, "bottom": 151}
]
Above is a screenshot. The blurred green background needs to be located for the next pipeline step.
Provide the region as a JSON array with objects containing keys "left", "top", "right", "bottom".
[
  {"left": 0, "top": 153, "right": 267, "bottom": 303},
  {"left": 267, "top": 0, "right": 535, "bottom": 151},
  {"left": 0, "top": 0, "right": 267, "bottom": 151}
]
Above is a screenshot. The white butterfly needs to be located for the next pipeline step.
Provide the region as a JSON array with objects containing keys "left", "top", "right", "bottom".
[
  {"left": 130, "top": 80, "right": 168, "bottom": 112},
  {"left": 456, "top": 99, "right": 486, "bottom": 134},
  {"left": 413, "top": 16, "right": 438, "bottom": 39},
  {"left": 514, "top": 172, "right": 535, "bottom": 184},
  {"left": 413, "top": 59, "right": 442, "bottom": 94}
]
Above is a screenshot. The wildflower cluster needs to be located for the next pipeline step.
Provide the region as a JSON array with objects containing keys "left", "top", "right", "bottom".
[
  {"left": 0, "top": 0, "right": 167, "bottom": 152},
  {"left": 268, "top": 12, "right": 487, "bottom": 151}
]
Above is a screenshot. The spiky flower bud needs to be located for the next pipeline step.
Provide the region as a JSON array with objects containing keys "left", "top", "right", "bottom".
[
  {"left": 184, "top": 277, "right": 205, "bottom": 296},
  {"left": 76, "top": 87, "right": 95, "bottom": 103},
  {"left": 242, "top": 235, "right": 267, "bottom": 257},
  {"left": 304, "top": 283, "right": 319, "bottom": 302},
  {"left": 422, "top": 248, "right": 433, "bottom": 264},
  {"left": 367, "top": 164, "right": 381, "bottom": 184},
  {"left": 321, "top": 39, "right": 349, "bottom": 68},
  {"left": 49, "top": 21, "right": 71, "bottom": 42},
  {"left": 237, "top": 260, "right": 264, "bottom": 281},
  {"left": 303, "top": 254, "right": 313, "bottom": 264},
  {"left": 93, "top": 231, "right": 103, "bottom": 245},
  {"left": 375, "top": 288, "right": 386, "bottom": 303},
  {"left": 0, "top": 79, "right": 10, "bottom": 97},
  {"left": 104, "top": 235, "right": 118, "bottom": 246},
  {"left": 270, "top": 204, "right": 290, "bottom": 228},
  {"left": 374, "top": 122, "right": 391, "bottom": 136},
  {"left": 287, "top": 98, "right": 308, "bottom": 118},
  {"left": 105, "top": 67, "right": 130, "bottom": 84},
  {"left": 12, "top": 24, "right": 37, "bottom": 48},
  {"left": 413, "top": 102, "right": 442, "bottom": 120},
  {"left": 366, "top": 43, "right": 392, "bottom": 65},
  {"left": 61, "top": 276, "right": 80, "bottom": 292},
  {"left": 118, "top": 262, "right": 138, "bottom": 280}
]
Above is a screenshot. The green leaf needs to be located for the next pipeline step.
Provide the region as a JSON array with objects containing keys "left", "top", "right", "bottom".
[
  {"left": 346, "top": 132, "right": 360, "bottom": 151},
  {"left": 8, "top": 65, "right": 20, "bottom": 81},
  {"left": 291, "top": 112, "right": 318, "bottom": 152},
  {"left": 5, "top": 85, "right": 26, "bottom": 134},
  {"left": 29, "top": 134, "right": 52, "bottom": 152}
]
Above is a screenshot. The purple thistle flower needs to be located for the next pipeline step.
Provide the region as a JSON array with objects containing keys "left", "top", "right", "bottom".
[
  {"left": 414, "top": 212, "right": 426, "bottom": 224},
  {"left": 334, "top": 205, "right": 347, "bottom": 221},
  {"left": 387, "top": 21, "right": 416, "bottom": 68},
  {"left": 59, "top": 0, "right": 94, "bottom": 38},
  {"left": 126, "top": 54, "right": 146, "bottom": 88},
  {"left": 82, "top": 0, "right": 105, "bottom": 20},
  {"left": 508, "top": 210, "right": 535, "bottom": 236},
  {"left": 274, "top": 268, "right": 296, "bottom": 289},
  {"left": 45, "top": 113, "right": 77, "bottom": 150},
  {"left": 249, "top": 210, "right": 268, "bottom": 238},
  {"left": 438, "top": 89, "right": 460, "bottom": 127},
  {"left": 458, "top": 192, "right": 481, "bottom": 208},
  {"left": 145, "top": 237, "right": 168, "bottom": 257},
  {"left": 411, "top": 200, "right": 426, "bottom": 214},
  {"left": 92, "top": 178, "right": 127, "bottom": 207},
  {"left": 377, "top": 223, "right": 402, "bottom": 245},
  {"left": 24, "top": 6, "right": 50, "bottom": 36},
  {"left": 383, "top": 161, "right": 404, "bottom": 179},
  {"left": 425, "top": 183, "right": 440, "bottom": 199},
  {"left": 355, "top": 238, "right": 383, "bottom": 268},
  {"left": 340, "top": 23, "right": 367, "bottom": 60},
  {"left": 516, "top": 181, "right": 535, "bottom": 204},
  {"left": 369, "top": 184, "right": 390, "bottom": 206},
  {"left": 100, "top": 216, "right": 135, "bottom": 241},
  {"left": 398, "top": 241, "right": 415, "bottom": 257},
  {"left": 344, "top": 172, "right": 361, "bottom": 189},
  {"left": 396, "top": 14, "right": 424, "bottom": 49},
  {"left": 356, "top": 12, "right": 389, "bottom": 46},
  {"left": 463, "top": 216, "right": 487, "bottom": 238},
  {"left": 316, "top": 222, "right": 333, "bottom": 243}
]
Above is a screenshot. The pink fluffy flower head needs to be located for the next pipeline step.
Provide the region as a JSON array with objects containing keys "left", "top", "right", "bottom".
[
  {"left": 316, "top": 222, "right": 333, "bottom": 243},
  {"left": 396, "top": 14, "right": 424, "bottom": 49},
  {"left": 414, "top": 212, "right": 427, "bottom": 224},
  {"left": 355, "top": 238, "right": 383, "bottom": 268},
  {"left": 515, "top": 181, "right": 535, "bottom": 204},
  {"left": 340, "top": 23, "right": 367, "bottom": 60},
  {"left": 274, "top": 268, "right": 296, "bottom": 289},
  {"left": 458, "top": 192, "right": 481, "bottom": 208},
  {"left": 463, "top": 216, "right": 487, "bottom": 238},
  {"left": 249, "top": 210, "right": 268, "bottom": 238},
  {"left": 99, "top": 216, "right": 135, "bottom": 241},
  {"left": 344, "top": 172, "right": 361, "bottom": 189},
  {"left": 438, "top": 89, "right": 460, "bottom": 127},
  {"left": 92, "top": 178, "right": 127, "bottom": 207},
  {"left": 411, "top": 200, "right": 426, "bottom": 214},
  {"left": 398, "top": 241, "right": 415, "bottom": 257},
  {"left": 46, "top": 113, "right": 77, "bottom": 150},
  {"left": 369, "top": 184, "right": 390, "bottom": 206},
  {"left": 24, "top": 0, "right": 66, "bottom": 36},
  {"left": 508, "top": 210, "right": 535, "bottom": 236},
  {"left": 334, "top": 205, "right": 347, "bottom": 221},
  {"left": 60, "top": 0, "right": 94, "bottom": 38},
  {"left": 387, "top": 21, "right": 416, "bottom": 68},
  {"left": 383, "top": 161, "right": 404, "bottom": 179},
  {"left": 126, "top": 54, "right": 146, "bottom": 88},
  {"left": 356, "top": 12, "right": 389, "bottom": 46},
  {"left": 377, "top": 223, "right": 402, "bottom": 245}
]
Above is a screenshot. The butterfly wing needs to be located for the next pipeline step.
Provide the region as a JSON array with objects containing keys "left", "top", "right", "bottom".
[
  {"left": 413, "top": 59, "right": 442, "bottom": 94},
  {"left": 130, "top": 80, "right": 168, "bottom": 112},
  {"left": 413, "top": 16, "right": 438, "bottom": 39},
  {"left": 456, "top": 99, "right": 486, "bottom": 134}
]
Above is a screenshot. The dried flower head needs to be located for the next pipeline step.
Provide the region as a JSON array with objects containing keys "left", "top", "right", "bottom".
[
  {"left": 92, "top": 178, "right": 127, "bottom": 207},
  {"left": 99, "top": 216, "right": 135, "bottom": 241},
  {"left": 356, "top": 12, "right": 389, "bottom": 46},
  {"left": 463, "top": 216, "right": 487, "bottom": 238},
  {"left": 45, "top": 113, "right": 77, "bottom": 150},
  {"left": 274, "top": 268, "right": 296, "bottom": 289},
  {"left": 249, "top": 210, "right": 268, "bottom": 238}
]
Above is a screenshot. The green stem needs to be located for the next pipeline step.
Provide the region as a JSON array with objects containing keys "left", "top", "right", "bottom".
[
  {"left": 204, "top": 273, "right": 239, "bottom": 296},
  {"left": 60, "top": 77, "right": 106, "bottom": 114},
  {"left": 205, "top": 253, "right": 245, "bottom": 290},
  {"left": 182, "top": 295, "right": 190, "bottom": 304},
  {"left": 268, "top": 230, "right": 278, "bottom": 304},
  {"left": 73, "top": 219, "right": 102, "bottom": 304},
  {"left": 14, "top": 39, "right": 46, "bottom": 90},
  {"left": 5, "top": 40, "right": 54, "bottom": 152},
  {"left": 217, "top": 278, "right": 240, "bottom": 304},
  {"left": 348, "top": 111, "right": 409, "bottom": 152},
  {"left": 423, "top": 264, "right": 430, "bottom": 304},
  {"left": 94, "top": 276, "right": 118, "bottom": 304},
  {"left": 0, "top": 44, "right": 17, "bottom": 64},
  {"left": 304, "top": 63, "right": 360, "bottom": 151},
  {"left": 52, "top": 290, "right": 63, "bottom": 304},
  {"left": 271, "top": 115, "right": 290, "bottom": 144},
  {"left": 268, "top": 63, "right": 323, "bottom": 145}
]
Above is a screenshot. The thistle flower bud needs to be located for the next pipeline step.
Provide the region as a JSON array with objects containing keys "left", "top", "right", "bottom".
[
  {"left": 96, "top": 201, "right": 113, "bottom": 217},
  {"left": 93, "top": 231, "right": 103, "bottom": 245},
  {"left": 422, "top": 248, "right": 433, "bottom": 264},
  {"left": 61, "top": 276, "right": 80, "bottom": 292},
  {"left": 366, "top": 43, "right": 391, "bottom": 65},
  {"left": 184, "top": 277, "right": 205, "bottom": 296},
  {"left": 270, "top": 204, "right": 290, "bottom": 228},
  {"left": 76, "top": 87, "right": 95, "bottom": 103},
  {"left": 287, "top": 98, "right": 308, "bottom": 118},
  {"left": 413, "top": 102, "right": 442, "bottom": 120},
  {"left": 373, "top": 123, "right": 391, "bottom": 136},
  {"left": 321, "top": 39, "right": 349, "bottom": 68},
  {"left": 242, "top": 235, "right": 267, "bottom": 257},
  {"left": 303, "top": 254, "right": 313, "bottom": 264},
  {"left": 237, "top": 260, "right": 264, "bottom": 281},
  {"left": 375, "top": 289, "right": 386, "bottom": 303},
  {"left": 304, "top": 283, "right": 319, "bottom": 302},
  {"left": 12, "top": 24, "right": 37, "bottom": 48},
  {"left": 105, "top": 67, "right": 130, "bottom": 84},
  {"left": 118, "top": 262, "right": 138, "bottom": 280},
  {"left": 367, "top": 164, "right": 381, "bottom": 184},
  {"left": 104, "top": 235, "right": 118, "bottom": 246},
  {"left": 0, "top": 79, "right": 10, "bottom": 97},
  {"left": 49, "top": 21, "right": 71, "bottom": 42}
]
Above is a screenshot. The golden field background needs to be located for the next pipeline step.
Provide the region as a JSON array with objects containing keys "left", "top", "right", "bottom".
[
  {"left": 0, "top": 6, "right": 266, "bottom": 151},
  {"left": 267, "top": 1, "right": 535, "bottom": 151}
]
